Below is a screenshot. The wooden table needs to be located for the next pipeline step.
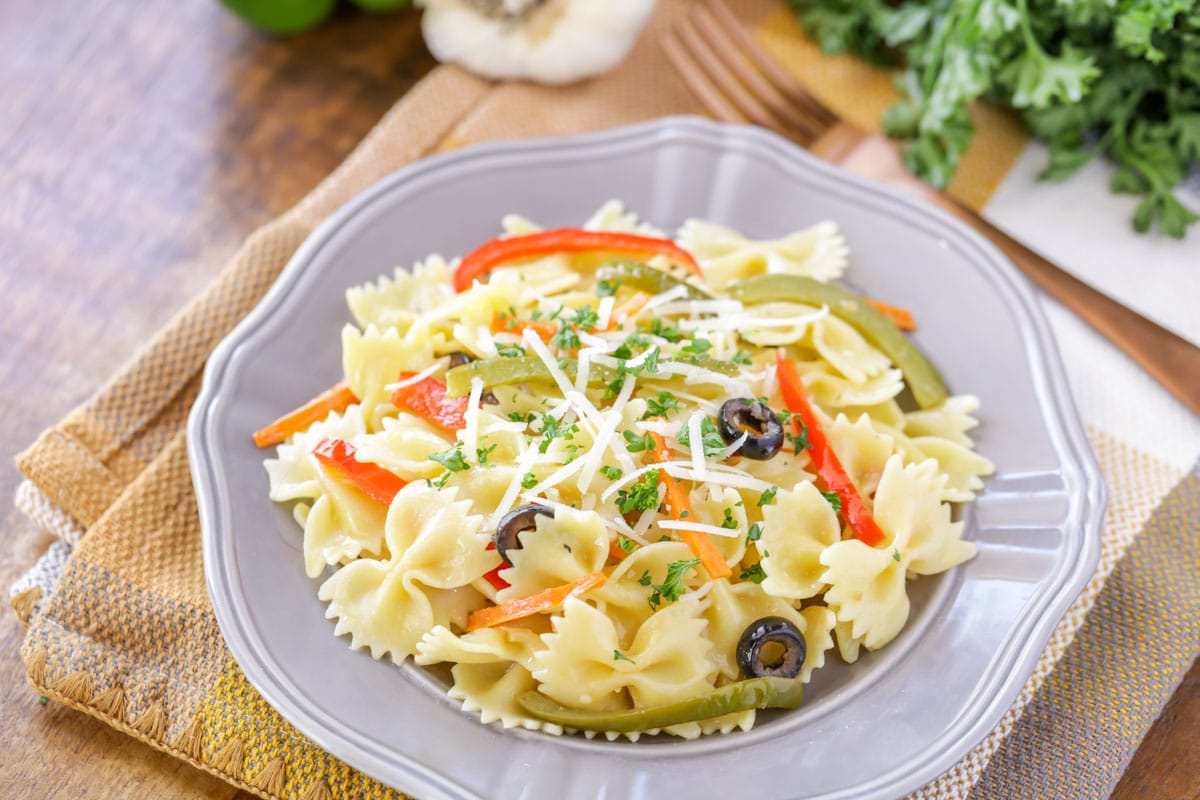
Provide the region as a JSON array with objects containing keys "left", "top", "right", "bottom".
[{"left": 0, "top": 1, "right": 1196, "bottom": 797}]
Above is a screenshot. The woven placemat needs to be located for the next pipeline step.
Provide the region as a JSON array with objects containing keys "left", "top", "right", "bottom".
[{"left": 12, "top": 1, "right": 1200, "bottom": 798}]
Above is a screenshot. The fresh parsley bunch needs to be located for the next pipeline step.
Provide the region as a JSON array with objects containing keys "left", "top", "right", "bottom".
[{"left": 788, "top": 0, "right": 1200, "bottom": 237}]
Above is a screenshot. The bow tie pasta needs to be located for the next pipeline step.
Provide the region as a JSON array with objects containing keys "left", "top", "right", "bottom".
[{"left": 255, "top": 201, "right": 994, "bottom": 739}]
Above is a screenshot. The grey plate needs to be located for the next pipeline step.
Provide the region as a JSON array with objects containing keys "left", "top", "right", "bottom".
[{"left": 189, "top": 117, "right": 1105, "bottom": 800}]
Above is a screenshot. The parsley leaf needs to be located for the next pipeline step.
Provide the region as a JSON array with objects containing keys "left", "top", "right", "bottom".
[
  {"left": 732, "top": 350, "right": 753, "bottom": 365},
  {"left": 622, "top": 430, "right": 657, "bottom": 452},
  {"left": 746, "top": 522, "right": 764, "bottom": 544},
  {"left": 758, "top": 486, "right": 779, "bottom": 507},
  {"left": 638, "top": 570, "right": 653, "bottom": 586},
  {"left": 476, "top": 443, "right": 498, "bottom": 465},
  {"left": 643, "top": 390, "right": 680, "bottom": 419},
  {"left": 496, "top": 343, "right": 526, "bottom": 358},
  {"left": 677, "top": 416, "right": 726, "bottom": 458},
  {"left": 613, "top": 649, "right": 637, "bottom": 664},
  {"left": 600, "top": 465, "right": 624, "bottom": 480},
  {"left": 821, "top": 490, "right": 843, "bottom": 513},
  {"left": 648, "top": 558, "right": 702, "bottom": 610},
  {"left": 720, "top": 508, "right": 739, "bottom": 529},
  {"left": 680, "top": 337, "right": 712, "bottom": 355},
  {"left": 550, "top": 322, "right": 580, "bottom": 351},
  {"left": 650, "top": 318, "right": 683, "bottom": 343},
  {"left": 615, "top": 470, "right": 661, "bottom": 514},
  {"left": 597, "top": 278, "right": 622, "bottom": 297},
  {"left": 572, "top": 305, "right": 599, "bottom": 330},
  {"left": 739, "top": 563, "right": 767, "bottom": 584},
  {"left": 428, "top": 442, "right": 470, "bottom": 472},
  {"left": 521, "top": 472, "right": 538, "bottom": 490},
  {"left": 615, "top": 534, "right": 638, "bottom": 554}
]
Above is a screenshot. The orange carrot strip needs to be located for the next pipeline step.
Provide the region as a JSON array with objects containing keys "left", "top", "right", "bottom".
[
  {"left": 646, "top": 432, "right": 733, "bottom": 580},
  {"left": 253, "top": 380, "right": 358, "bottom": 448},
  {"left": 866, "top": 299, "right": 916, "bottom": 331},
  {"left": 604, "top": 291, "right": 651, "bottom": 330},
  {"left": 466, "top": 572, "right": 606, "bottom": 631},
  {"left": 491, "top": 312, "right": 556, "bottom": 342}
]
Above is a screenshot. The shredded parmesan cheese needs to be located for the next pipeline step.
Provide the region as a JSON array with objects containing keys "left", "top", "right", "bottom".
[
  {"left": 658, "top": 520, "right": 742, "bottom": 538},
  {"left": 462, "top": 377, "right": 484, "bottom": 463},
  {"left": 384, "top": 358, "right": 448, "bottom": 392}
]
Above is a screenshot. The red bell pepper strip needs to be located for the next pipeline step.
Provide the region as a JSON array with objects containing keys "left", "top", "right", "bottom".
[
  {"left": 391, "top": 374, "right": 470, "bottom": 433},
  {"left": 482, "top": 542, "right": 510, "bottom": 591},
  {"left": 312, "top": 437, "right": 406, "bottom": 506},
  {"left": 453, "top": 229, "right": 702, "bottom": 293},
  {"left": 775, "top": 352, "right": 887, "bottom": 548},
  {"left": 646, "top": 432, "right": 733, "bottom": 580},
  {"left": 253, "top": 379, "right": 358, "bottom": 448}
]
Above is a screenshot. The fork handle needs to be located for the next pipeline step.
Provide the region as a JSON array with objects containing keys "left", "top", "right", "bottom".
[{"left": 812, "top": 123, "right": 1200, "bottom": 416}]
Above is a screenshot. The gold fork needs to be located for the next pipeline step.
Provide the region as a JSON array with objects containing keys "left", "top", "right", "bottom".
[{"left": 663, "top": 0, "right": 1200, "bottom": 416}]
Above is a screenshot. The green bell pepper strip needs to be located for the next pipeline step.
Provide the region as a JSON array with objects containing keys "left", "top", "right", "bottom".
[
  {"left": 445, "top": 354, "right": 745, "bottom": 398},
  {"left": 596, "top": 260, "right": 713, "bottom": 299},
  {"left": 670, "top": 353, "right": 740, "bottom": 376},
  {"left": 729, "top": 274, "right": 949, "bottom": 409},
  {"left": 517, "top": 676, "right": 804, "bottom": 732},
  {"left": 445, "top": 357, "right": 619, "bottom": 398}
]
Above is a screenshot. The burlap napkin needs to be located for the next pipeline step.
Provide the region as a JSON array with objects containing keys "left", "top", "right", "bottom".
[{"left": 12, "top": 2, "right": 1200, "bottom": 799}]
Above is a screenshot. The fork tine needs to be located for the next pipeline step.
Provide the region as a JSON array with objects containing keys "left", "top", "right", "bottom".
[
  {"left": 688, "top": 4, "right": 829, "bottom": 142},
  {"left": 661, "top": 28, "right": 748, "bottom": 126},
  {"left": 673, "top": 15, "right": 812, "bottom": 142},
  {"left": 701, "top": 0, "right": 841, "bottom": 131}
]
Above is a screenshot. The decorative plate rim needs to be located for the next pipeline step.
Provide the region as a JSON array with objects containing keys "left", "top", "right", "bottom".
[{"left": 188, "top": 116, "right": 1105, "bottom": 800}]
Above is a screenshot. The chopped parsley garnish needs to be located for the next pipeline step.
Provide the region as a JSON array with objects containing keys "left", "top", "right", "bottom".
[
  {"left": 643, "top": 390, "right": 680, "bottom": 420},
  {"left": 600, "top": 465, "right": 624, "bottom": 481},
  {"left": 746, "top": 522, "right": 764, "bottom": 544},
  {"left": 732, "top": 350, "right": 753, "bottom": 365},
  {"left": 677, "top": 416, "right": 726, "bottom": 458},
  {"left": 550, "top": 322, "right": 581, "bottom": 351},
  {"left": 427, "top": 471, "right": 453, "bottom": 489},
  {"left": 564, "top": 443, "right": 583, "bottom": 463},
  {"left": 784, "top": 418, "right": 810, "bottom": 454},
  {"left": 648, "top": 558, "right": 702, "bottom": 610},
  {"left": 637, "top": 570, "right": 653, "bottom": 586},
  {"left": 597, "top": 278, "right": 622, "bottom": 297},
  {"left": 615, "top": 534, "right": 637, "bottom": 554},
  {"left": 572, "top": 305, "right": 599, "bottom": 330},
  {"left": 680, "top": 337, "right": 712, "bottom": 355},
  {"left": 650, "top": 318, "right": 683, "bottom": 343},
  {"left": 508, "top": 411, "right": 536, "bottom": 424},
  {"left": 612, "top": 650, "right": 636, "bottom": 664},
  {"left": 720, "top": 508, "right": 738, "bottom": 529},
  {"left": 428, "top": 442, "right": 471, "bottom": 472},
  {"left": 520, "top": 472, "right": 538, "bottom": 490},
  {"left": 622, "top": 430, "right": 657, "bottom": 452},
  {"left": 892, "top": 549, "right": 902, "bottom": 563},
  {"left": 739, "top": 563, "right": 767, "bottom": 584},
  {"left": 476, "top": 443, "right": 498, "bottom": 465},
  {"left": 658, "top": 534, "right": 673, "bottom": 542},
  {"left": 537, "top": 414, "right": 577, "bottom": 454},
  {"left": 821, "top": 490, "right": 843, "bottom": 513},
  {"left": 758, "top": 486, "right": 779, "bottom": 506},
  {"left": 496, "top": 342, "right": 526, "bottom": 358},
  {"left": 615, "top": 470, "right": 661, "bottom": 514}
]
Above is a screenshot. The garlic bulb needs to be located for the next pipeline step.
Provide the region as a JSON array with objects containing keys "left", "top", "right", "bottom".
[{"left": 417, "top": 0, "right": 657, "bottom": 85}]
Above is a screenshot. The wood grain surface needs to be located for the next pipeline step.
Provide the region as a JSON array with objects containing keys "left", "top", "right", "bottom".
[{"left": 0, "top": 1, "right": 1195, "bottom": 798}]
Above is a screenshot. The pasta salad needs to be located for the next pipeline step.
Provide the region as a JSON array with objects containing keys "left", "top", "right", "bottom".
[{"left": 257, "top": 201, "right": 994, "bottom": 739}]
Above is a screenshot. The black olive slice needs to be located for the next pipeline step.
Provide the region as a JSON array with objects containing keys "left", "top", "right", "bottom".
[
  {"left": 494, "top": 504, "right": 552, "bottom": 566},
  {"left": 446, "top": 350, "right": 474, "bottom": 369},
  {"left": 736, "top": 616, "right": 806, "bottom": 679},
  {"left": 717, "top": 399, "right": 784, "bottom": 460}
]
